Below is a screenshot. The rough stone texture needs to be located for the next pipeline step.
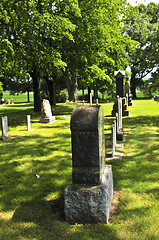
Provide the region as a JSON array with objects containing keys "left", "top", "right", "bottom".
[
  {"left": 65, "top": 165, "right": 113, "bottom": 224},
  {"left": 1, "top": 116, "right": 8, "bottom": 139},
  {"left": 40, "top": 99, "right": 55, "bottom": 123},
  {"left": 70, "top": 105, "right": 105, "bottom": 185}
]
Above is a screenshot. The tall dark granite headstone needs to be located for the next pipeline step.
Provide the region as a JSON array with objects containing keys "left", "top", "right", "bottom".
[
  {"left": 114, "top": 70, "right": 125, "bottom": 97},
  {"left": 70, "top": 105, "right": 105, "bottom": 185},
  {"left": 65, "top": 105, "right": 113, "bottom": 224}
]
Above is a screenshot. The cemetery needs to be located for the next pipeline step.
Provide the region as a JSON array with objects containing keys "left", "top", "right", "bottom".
[
  {"left": 0, "top": 95, "right": 159, "bottom": 239},
  {"left": 0, "top": 0, "right": 159, "bottom": 239}
]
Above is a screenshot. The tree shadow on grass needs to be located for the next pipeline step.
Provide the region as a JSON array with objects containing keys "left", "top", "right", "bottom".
[{"left": 123, "top": 115, "right": 159, "bottom": 128}]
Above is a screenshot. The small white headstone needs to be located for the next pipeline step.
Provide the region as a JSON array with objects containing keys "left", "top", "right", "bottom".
[
  {"left": 27, "top": 115, "right": 31, "bottom": 131},
  {"left": 90, "top": 93, "right": 92, "bottom": 105},
  {"left": 1, "top": 116, "right": 9, "bottom": 139}
]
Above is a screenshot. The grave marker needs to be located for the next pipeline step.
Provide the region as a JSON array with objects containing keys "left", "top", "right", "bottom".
[
  {"left": 40, "top": 99, "right": 55, "bottom": 123},
  {"left": 1, "top": 116, "right": 9, "bottom": 139},
  {"left": 65, "top": 105, "right": 113, "bottom": 224},
  {"left": 90, "top": 92, "right": 92, "bottom": 105},
  {"left": 111, "top": 121, "right": 116, "bottom": 157},
  {"left": 27, "top": 115, "right": 31, "bottom": 131},
  {"left": 114, "top": 70, "right": 125, "bottom": 97}
]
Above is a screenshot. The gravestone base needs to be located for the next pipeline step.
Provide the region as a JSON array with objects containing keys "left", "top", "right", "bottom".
[
  {"left": 40, "top": 116, "right": 55, "bottom": 123},
  {"left": 117, "top": 130, "right": 124, "bottom": 141},
  {"left": 123, "top": 110, "right": 129, "bottom": 116},
  {"left": 65, "top": 165, "right": 113, "bottom": 224}
]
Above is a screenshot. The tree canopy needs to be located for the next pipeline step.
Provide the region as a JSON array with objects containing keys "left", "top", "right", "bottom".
[
  {"left": 1, "top": 0, "right": 148, "bottom": 109},
  {"left": 123, "top": 2, "right": 159, "bottom": 97}
]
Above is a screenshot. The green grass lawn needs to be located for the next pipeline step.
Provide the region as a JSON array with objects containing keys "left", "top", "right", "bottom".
[
  {"left": 3, "top": 91, "right": 34, "bottom": 103},
  {"left": 0, "top": 100, "right": 159, "bottom": 239}
]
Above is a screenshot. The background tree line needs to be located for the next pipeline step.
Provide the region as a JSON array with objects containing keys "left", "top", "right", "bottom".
[{"left": 0, "top": 0, "right": 158, "bottom": 111}]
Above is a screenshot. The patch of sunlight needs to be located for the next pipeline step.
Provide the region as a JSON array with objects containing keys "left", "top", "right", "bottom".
[{"left": 0, "top": 211, "right": 14, "bottom": 221}]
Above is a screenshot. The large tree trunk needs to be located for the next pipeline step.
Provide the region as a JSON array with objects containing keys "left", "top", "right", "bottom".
[
  {"left": 94, "top": 88, "right": 98, "bottom": 99},
  {"left": 27, "top": 90, "right": 30, "bottom": 102},
  {"left": 30, "top": 66, "right": 41, "bottom": 112},
  {"left": 66, "top": 71, "right": 78, "bottom": 102},
  {"left": 88, "top": 86, "right": 91, "bottom": 103},
  {"left": 45, "top": 77, "right": 56, "bottom": 106},
  {"left": 130, "top": 69, "right": 137, "bottom": 99}
]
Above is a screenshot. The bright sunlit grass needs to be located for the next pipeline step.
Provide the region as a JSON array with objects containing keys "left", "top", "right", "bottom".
[{"left": 0, "top": 99, "right": 159, "bottom": 239}]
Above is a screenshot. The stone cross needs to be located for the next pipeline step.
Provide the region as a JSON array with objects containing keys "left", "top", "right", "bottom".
[
  {"left": 1, "top": 116, "right": 9, "bottom": 139},
  {"left": 27, "top": 115, "right": 31, "bottom": 131},
  {"left": 65, "top": 105, "right": 113, "bottom": 224},
  {"left": 114, "top": 70, "right": 125, "bottom": 97}
]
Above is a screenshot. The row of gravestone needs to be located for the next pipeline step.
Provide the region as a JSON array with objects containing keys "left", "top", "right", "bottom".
[
  {"left": 64, "top": 96, "right": 129, "bottom": 224},
  {"left": 1, "top": 70, "right": 132, "bottom": 224},
  {"left": 65, "top": 70, "right": 133, "bottom": 224}
]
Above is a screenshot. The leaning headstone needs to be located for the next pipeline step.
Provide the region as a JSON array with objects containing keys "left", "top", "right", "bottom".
[
  {"left": 65, "top": 105, "right": 113, "bottom": 224},
  {"left": 40, "top": 99, "right": 55, "bottom": 123},
  {"left": 1, "top": 116, "right": 9, "bottom": 139},
  {"left": 27, "top": 115, "right": 31, "bottom": 131}
]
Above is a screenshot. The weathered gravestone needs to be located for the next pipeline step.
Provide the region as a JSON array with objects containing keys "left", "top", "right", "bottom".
[
  {"left": 125, "top": 80, "right": 133, "bottom": 106},
  {"left": 114, "top": 70, "right": 125, "bottom": 98},
  {"left": 1, "top": 116, "right": 9, "bottom": 139},
  {"left": 40, "top": 99, "right": 55, "bottom": 123},
  {"left": 117, "top": 99, "right": 124, "bottom": 141},
  {"left": 65, "top": 105, "right": 113, "bottom": 224}
]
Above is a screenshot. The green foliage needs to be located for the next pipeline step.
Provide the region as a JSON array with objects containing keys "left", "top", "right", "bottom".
[
  {"left": 56, "top": 89, "right": 68, "bottom": 103},
  {"left": 123, "top": 2, "right": 159, "bottom": 97},
  {"left": 0, "top": 81, "right": 3, "bottom": 95}
]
